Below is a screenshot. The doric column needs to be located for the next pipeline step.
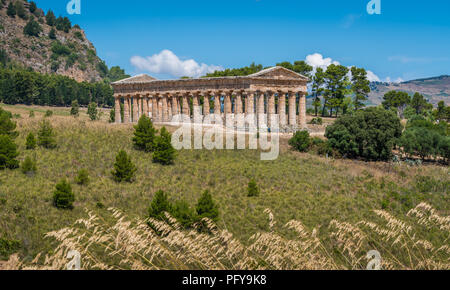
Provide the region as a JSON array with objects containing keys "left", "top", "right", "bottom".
[
  {"left": 132, "top": 95, "right": 139, "bottom": 122},
  {"left": 224, "top": 91, "right": 233, "bottom": 125},
  {"left": 172, "top": 94, "right": 179, "bottom": 116},
  {"left": 278, "top": 91, "right": 286, "bottom": 126},
  {"left": 123, "top": 95, "right": 130, "bottom": 124},
  {"left": 257, "top": 91, "right": 265, "bottom": 128},
  {"left": 288, "top": 92, "right": 296, "bottom": 126},
  {"left": 299, "top": 92, "right": 307, "bottom": 129},
  {"left": 182, "top": 93, "right": 190, "bottom": 118},
  {"left": 115, "top": 95, "right": 121, "bottom": 124},
  {"left": 203, "top": 93, "right": 210, "bottom": 116},
  {"left": 192, "top": 92, "right": 202, "bottom": 122},
  {"left": 162, "top": 94, "right": 169, "bottom": 122},
  {"left": 143, "top": 94, "right": 149, "bottom": 118},
  {"left": 214, "top": 92, "right": 221, "bottom": 115},
  {"left": 158, "top": 96, "right": 163, "bottom": 122},
  {"left": 267, "top": 91, "right": 275, "bottom": 127},
  {"left": 235, "top": 91, "right": 243, "bottom": 115},
  {"left": 167, "top": 95, "right": 173, "bottom": 121},
  {"left": 152, "top": 95, "right": 158, "bottom": 122}
]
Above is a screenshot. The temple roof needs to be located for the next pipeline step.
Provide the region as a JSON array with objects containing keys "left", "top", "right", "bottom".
[{"left": 112, "top": 66, "right": 309, "bottom": 85}]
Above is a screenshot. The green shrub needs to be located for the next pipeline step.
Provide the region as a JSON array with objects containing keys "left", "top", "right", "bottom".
[
  {"left": 0, "top": 237, "right": 20, "bottom": 259},
  {"left": 37, "top": 120, "right": 57, "bottom": 149},
  {"left": 196, "top": 190, "right": 219, "bottom": 222},
  {"left": 53, "top": 179, "right": 75, "bottom": 209},
  {"left": 111, "top": 150, "right": 136, "bottom": 182},
  {"left": 23, "top": 19, "right": 42, "bottom": 37},
  {"left": 26, "top": 132, "right": 36, "bottom": 149},
  {"left": 288, "top": 130, "right": 311, "bottom": 152},
  {"left": 310, "top": 117, "right": 323, "bottom": 125},
  {"left": 21, "top": 156, "right": 37, "bottom": 175},
  {"left": 171, "top": 200, "right": 197, "bottom": 228},
  {"left": 44, "top": 110, "right": 53, "bottom": 117},
  {"left": 0, "top": 135, "right": 19, "bottom": 170},
  {"left": 0, "top": 107, "right": 18, "bottom": 138},
  {"left": 70, "top": 100, "right": 79, "bottom": 116},
  {"left": 87, "top": 102, "right": 98, "bottom": 121},
  {"left": 398, "top": 127, "right": 445, "bottom": 161},
  {"left": 247, "top": 179, "right": 260, "bottom": 197},
  {"left": 75, "top": 169, "right": 89, "bottom": 185},
  {"left": 325, "top": 107, "right": 402, "bottom": 161},
  {"left": 148, "top": 190, "right": 172, "bottom": 220},
  {"left": 29, "top": 110, "right": 35, "bottom": 118},
  {"left": 152, "top": 127, "right": 176, "bottom": 165},
  {"left": 133, "top": 115, "right": 157, "bottom": 152}
]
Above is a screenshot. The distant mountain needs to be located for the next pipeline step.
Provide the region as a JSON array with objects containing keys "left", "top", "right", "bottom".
[
  {"left": 0, "top": 0, "right": 106, "bottom": 82},
  {"left": 368, "top": 75, "right": 450, "bottom": 106}
]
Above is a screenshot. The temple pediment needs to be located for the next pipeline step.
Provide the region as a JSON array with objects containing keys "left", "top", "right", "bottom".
[
  {"left": 248, "top": 66, "right": 309, "bottom": 81},
  {"left": 112, "top": 74, "right": 157, "bottom": 84}
]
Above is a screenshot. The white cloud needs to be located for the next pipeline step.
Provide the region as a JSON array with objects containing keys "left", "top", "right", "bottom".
[
  {"left": 305, "top": 53, "right": 340, "bottom": 70},
  {"left": 305, "top": 53, "right": 381, "bottom": 82},
  {"left": 130, "top": 50, "right": 223, "bottom": 78},
  {"left": 384, "top": 77, "right": 404, "bottom": 83}
]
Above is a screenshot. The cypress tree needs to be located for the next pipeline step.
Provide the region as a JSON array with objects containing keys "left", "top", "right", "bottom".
[
  {"left": 111, "top": 150, "right": 137, "bottom": 182},
  {"left": 37, "top": 119, "right": 57, "bottom": 149},
  {"left": 87, "top": 102, "right": 98, "bottom": 120},
  {"left": 148, "top": 190, "right": 172, "bottom": 220},
  {"left": 0, "top": 135, "right": 19, "bottom": 170},
  {"left": 133, "top": 115, "right": 157, "bottom": 152},
  {"left": 152, "top": 127, "right": 176, "bottom": 165},
  {"left": 45, "top": 10, "right": 56, "bottom": 26},
  {"left": 25, "top": 132, "right": 36, "bottom": 149},
  {"left": 53, "top": 179, "right": 75, "bottom": 209},
  {"left": 6, "top": 2, "right": 16, "bottom": 17}
]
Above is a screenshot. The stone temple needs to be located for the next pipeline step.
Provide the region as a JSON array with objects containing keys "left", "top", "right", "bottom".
[{"left": 111, "top": 66, "right": 308, "bottom": 131}]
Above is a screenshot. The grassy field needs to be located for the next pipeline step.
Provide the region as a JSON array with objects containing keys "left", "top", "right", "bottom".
[{"left": 0, "top": 105, "right": 448, "bottom": 268}]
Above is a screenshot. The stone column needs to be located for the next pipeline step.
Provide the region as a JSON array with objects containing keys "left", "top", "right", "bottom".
[
  {"left": 299, "top": 92, "right": 307, "bottom": 129},
  {"left": 235, "top": 91, "right": 243, "bottom": 115},
  {"left": 167, "top": 95, "right": 173, "bottom": 121},
  {"left": 158, "top": 96, "right": 163, "bottom": 122},
  {"left": 278, "top": 91, "right": 286, "bottom": 126},
  {"left": 148, "top": 96, "right": 153, "bottom": 118},
  {"left": 203, "top": 93, "right": 210, "bottom": 116},
  {"left": 152, "top": 95, "right": 158, "bottom": 122},
  {"left": 224, "top": 91, "right": 232, "bottom": 125},
  {"left": 123, "top": 95, "right": 130, "bottom": 124},
  {"left": 162, "top": 94, "right": 169, "bottom": 122},
  {"left": 214, "top": 92, "right": 221, "bottom": 115},
  {"left": 132, "top": 95, "right": 139, "bottom": 122},
  {"left": 182, "top": 93, "right": 190, "bottom": 119},
  {"left": 288, "top": 92, "right": 296, "bottom": 126},
  {"left": 268, "top": 91, "right": 275, "bottom": 128},
  {"left": 143, "top": 94, "right": 149, "bottom": 118},
  {"left": 115, "top": 95, "right": 121, "bottom": 124},
  {"left": 257, "top": 91, "right": 265, "bottom": 128},
  {"left": 172, "top": 94, "right": 178, "bottom": 116}
]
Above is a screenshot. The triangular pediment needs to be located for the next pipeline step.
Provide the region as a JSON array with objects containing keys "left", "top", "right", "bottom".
[
  {"left": 112, "top": 74, "right": 157, "bottom": 84},
  {"left": 248, "top": 66, "right": 309, "bottom": 80}
]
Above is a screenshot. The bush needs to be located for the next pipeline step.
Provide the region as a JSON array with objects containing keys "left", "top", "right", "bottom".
[
  {"left": 0, "top": 237, "right": 20, "bottom": 259},
  {"left": 87, "top": 102, "right": 98, "bottom": 121},
  {"left": 44, "top": 110, "right": 53, "bottom": 117},
  {"left": 133, "top": 115, "right": 157, "bottom": 152},
  {"left": 70, "top": 100, "right": 79, "bottom": 116},
  {"left": 310, "top": 117, "right": 323, "bottom": 125},
  {"left": 325, "top": 107, "right": 402, "bottom": 161},
  {"left": 37, "top": 120, "right": 57, "bottom": 149},
  {"left": 111, "top": 150, "right": 136, "bottom": 182},
  {"left": 53, "top": 179, "right": 75, "bottom": 209},
  {"left": 23, "top": 19, "right": 42, "bottom": 37},
  {"left": 171, "top": 200, "right": 197, "bottom": 228},
  {"left": 0, "top": 135, "right": 19, "bottom": 170},
  {"left": 21, "top": 156, "right": 37, "bottom": 175},
  {"left": 148, "top": 190, "right": 172, "bottom": 220},
  {"left": 196, "top": 190, "right": 219, "bottom": 222},
  {"left": 75, "top": 169, "right": 89, "bottom": 185},
  {"left": 288, "top": 130, "right": 311, "bottom": 152},
  {"left": 152, "top": 127, "right": 176, "bottom": 165},
  {"left": 26, "top": 132, "right": 36, "bottom": 149},
  {"left": 247, "top": 179, "right": 260, "bottom": 197},
  {"left": 0, "top": 107, "right": 18, "bottom": 138},
  {"left": 398, "top": 127, "right": 445, "bottom": 161},
  {"left": 29, "top": 110, "right": 35, "bottom": 118}
]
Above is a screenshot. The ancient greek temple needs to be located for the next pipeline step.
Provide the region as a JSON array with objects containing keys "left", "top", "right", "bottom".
[{"left": 111, "top": 66, "right": 308, "bottom": 131}]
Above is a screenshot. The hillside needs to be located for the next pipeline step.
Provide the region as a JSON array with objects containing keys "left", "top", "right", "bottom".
[
  {"left": 0, "top": 0, "right": 105, "bottom": 82},
  {"left": 369, "top": 75, "right": 450, "bottom": 106}
]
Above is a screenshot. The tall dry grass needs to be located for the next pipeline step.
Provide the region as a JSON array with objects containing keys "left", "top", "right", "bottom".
[{"left": 4, "top": 203, "right": 449, "bottom": 270}]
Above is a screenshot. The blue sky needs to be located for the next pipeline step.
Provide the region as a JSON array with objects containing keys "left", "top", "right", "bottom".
[{"left": 35, "top": 0, "right": 450, "bottom": 81}]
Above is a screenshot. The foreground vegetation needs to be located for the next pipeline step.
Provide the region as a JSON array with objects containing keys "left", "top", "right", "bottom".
[{"left": 0, "top": 105, "right": 448, "bottom": 269}]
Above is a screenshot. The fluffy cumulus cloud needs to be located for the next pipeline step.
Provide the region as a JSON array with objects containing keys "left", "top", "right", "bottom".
[
  {"left": 130, "top": 50, "right": 223, "bottom": 78},
  {"left": 305, "top": 53, "right": 381, "bottom": 82}
]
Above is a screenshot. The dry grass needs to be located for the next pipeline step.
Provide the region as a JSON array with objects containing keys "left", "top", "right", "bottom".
[{"left": 3, "top": 202, "right": 449, "bottom": 270}]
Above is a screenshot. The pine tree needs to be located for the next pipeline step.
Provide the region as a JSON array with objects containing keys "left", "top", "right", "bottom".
[
  {"left": 133, "top": 115, "right": 157, "bottom": 152},
  {"left": 87, "top": 102, "right": 98, "bottom": 120},
  {"left": 111, "top": 150, "right": 137, "bottom": 182},
  {"left": 196, "top": 190, "right": 219, "bottom": 222},
  {"left": 0, "top": 135, "right": 19, "bottom": 170},
  {"left": 25, "top": 132, "right": 36, "bottom": 149},
  {"left": 247, "top": 179, "right": 260, "bottom": 197},
  {"left": 152, "top": 127, "right": 176, "bottom": 165},
  {"left": 0, "top": 107, "right": 18, "bottom": 138},
  {"left": 70, "top": 100, "right": 79, "bottom": 116},
  {"left": 45, "top": 9, "right": 56, "bottom": 26},
  {"left": 23, "top": 19, "right": 42, "bottom": 37},
  {"left": 48, "top": 27, "right": 56, "bottom": 39},
  {"left": 148, "top": 190, "right": 172, "bottom": 220},
  {"left": 53, "top": 179, "right": 75, "bottom": 209},
  {"left": 6, "top": 2, "right": 16, "bottom": 17},
  {"left": 37, "top": 120, "right": 57, "bottom": 149},
  {"left": 15, "top": 0, "right": 26, "bottom": 19},
  {"left": 21, "top": 156, "right": 37, "bottom": 175}
]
